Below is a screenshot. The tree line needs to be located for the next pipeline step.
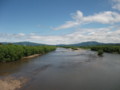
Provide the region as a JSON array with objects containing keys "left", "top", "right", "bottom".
[
  {"left": 0, "top": 45, "right": 56, "bottom": 62},
  {"left": 90, "top": 45, "right": 120, "bottom": 54},
  {"left": 61, "top": 45, "right": 120, "bottom": 54}
]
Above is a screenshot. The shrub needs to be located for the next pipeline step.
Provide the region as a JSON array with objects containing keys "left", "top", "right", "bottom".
[
  {"left": 97, "top": 50, "right": 104, "bottom": 56},
  {"left": 0, "top": 45, "right": 56, "bottom": 62}
]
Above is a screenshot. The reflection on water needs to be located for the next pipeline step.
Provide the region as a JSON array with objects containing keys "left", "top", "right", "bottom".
[{"left": 0, "top": 48, "right": 120, "bottom": 90}]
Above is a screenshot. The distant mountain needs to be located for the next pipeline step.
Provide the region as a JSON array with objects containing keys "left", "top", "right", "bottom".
[
  {"left": 57, "top": 41, "right": 120, "bottom": 46},
  {"left": 0, "top": 42, "right": 9, "bottom": 44},
  {"left": 13, "top": 41, "right": 46, "bottom": 46},
  {"left": 0, "top": 41, "right": 120, "bottom": 46},
  {"left": 69, "top": 41, "right": 104, "bottom": 46},
  {"left": 0, "top": 41, "right": 46, "bottom": 46}
]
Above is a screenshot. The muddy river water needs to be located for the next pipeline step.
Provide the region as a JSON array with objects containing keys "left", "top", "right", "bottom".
[{"left": 0, "top": 48, "right": 120, "bottom": 90}]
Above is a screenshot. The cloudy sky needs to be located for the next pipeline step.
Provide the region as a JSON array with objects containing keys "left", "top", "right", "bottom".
[{"left": 0, "top": 0, "right": 120, "bottom": 45}]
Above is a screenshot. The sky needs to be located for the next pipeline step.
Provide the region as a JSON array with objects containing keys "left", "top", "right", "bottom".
[{"left": 0, "top": 0, "right": 120, "bottom": 45}]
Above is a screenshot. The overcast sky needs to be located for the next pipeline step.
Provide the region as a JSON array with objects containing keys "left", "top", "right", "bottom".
[{"left": 0, "top": 0, "right": 120, "bottom": 44}]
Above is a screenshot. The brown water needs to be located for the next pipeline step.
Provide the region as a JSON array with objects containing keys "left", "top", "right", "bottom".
[{"left": 0, "top": 48, "right": 120, "bottom": 90}]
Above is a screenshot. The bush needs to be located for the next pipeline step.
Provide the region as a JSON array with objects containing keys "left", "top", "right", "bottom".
[
  {"left": 97, "top": 50, "right": 104, "bottom": 56},
  {"left": 0, "top": 45, "right": 56, "bottom": 62},
  {"left": 90, "top": 45, "right": 120, "bottom": 54}
]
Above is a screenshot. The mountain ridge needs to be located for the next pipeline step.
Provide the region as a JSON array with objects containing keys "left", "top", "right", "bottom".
[{"left": 0, "top": 41, "right": 120, "bottom": 46}]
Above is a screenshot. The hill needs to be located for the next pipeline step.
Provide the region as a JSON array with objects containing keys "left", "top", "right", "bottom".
[
  {"left": 0, "top": 41, "right": 120, "bottom": 46},
  {"left": 0, "top": 41, "right": 46, "bottom": 46},
  {"left": 57, "top": 41, "right": 120, "bottom": 46}
]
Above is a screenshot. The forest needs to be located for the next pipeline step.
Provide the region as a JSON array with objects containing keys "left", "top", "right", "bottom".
[{"left": 0, "top": 44, "right": 56, "bottom": 62}]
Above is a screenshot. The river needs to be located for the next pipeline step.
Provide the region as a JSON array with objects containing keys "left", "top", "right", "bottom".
[{"left": 0, "top": 48, "right": 120, "bottom": 90}]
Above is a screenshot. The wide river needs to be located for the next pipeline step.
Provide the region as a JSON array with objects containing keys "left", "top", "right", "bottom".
[{"left": 0, "top": 48, "right": 120, "bottom": 90}]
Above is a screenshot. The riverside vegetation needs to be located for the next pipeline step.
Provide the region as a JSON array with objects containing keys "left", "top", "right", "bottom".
[
  {"left": 90, "top": 45, "right": 120, "bottom": 54},
  {"left": 0, "top": 44, "right": 56, "bottom": 62},
  {"left": 62, "top": 45, "right": 120, "bottom": 55}
]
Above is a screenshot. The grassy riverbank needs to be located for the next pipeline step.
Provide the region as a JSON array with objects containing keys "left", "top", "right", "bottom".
[{"left": 0, "top": 45, "right": 56, "bottom": 62}]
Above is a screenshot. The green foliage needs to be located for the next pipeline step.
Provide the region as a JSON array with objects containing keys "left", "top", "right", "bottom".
[
  {"left": 97, "top": 50, "right": 103, "bottom": 56},
  {"left": 90, "top": 45, "right": 120, "bottom": 54},
  {"left": 60, "top": 45, "right": 120, "bottom": 54},
  {"left": 0, "top": 45, "right": 56, "bottom": 62}
]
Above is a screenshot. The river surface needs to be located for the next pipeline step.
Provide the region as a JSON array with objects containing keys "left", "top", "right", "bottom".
[{"left": 0, "top": 48, "right": 120, "bottom": 90}]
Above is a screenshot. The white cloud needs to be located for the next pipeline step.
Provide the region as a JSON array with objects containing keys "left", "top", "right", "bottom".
[
  {"left": 112, "top": 0, "right": 120, "bottom": 10},
  {"left": 53, "top": 10, "right": 120, "bottom": 30},
  {"left": 54, "top": 21, "right": 79, "bottom": 30},
  {"left": 0, "top": 26, "right": 120, "bottom": 44}
]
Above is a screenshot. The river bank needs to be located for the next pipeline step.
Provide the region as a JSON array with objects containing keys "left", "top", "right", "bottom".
[{"left": 22, "top": 54, "right": 41, "bottom": 59}]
